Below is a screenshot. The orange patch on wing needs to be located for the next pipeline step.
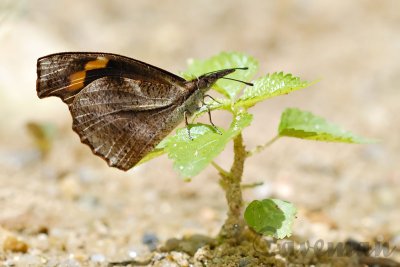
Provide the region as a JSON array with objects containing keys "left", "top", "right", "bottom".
[
  {"left": 68, "top": 70, "right": 86, "bottom": 91},
  {"left": 85, "top": 57, "right": 109, "bottom": 70},
  {"left": 67, "top": 57, "right": 108, "bottom": 91}
]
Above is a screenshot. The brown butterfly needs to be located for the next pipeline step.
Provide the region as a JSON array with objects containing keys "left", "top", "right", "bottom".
[{"left": 36, "top": 52, "right": 249, "bottom": 171}]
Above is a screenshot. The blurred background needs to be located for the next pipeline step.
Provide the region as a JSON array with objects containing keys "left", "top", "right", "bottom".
[{"left": 0, "top": 0, "right": 399, "bottom": 263}]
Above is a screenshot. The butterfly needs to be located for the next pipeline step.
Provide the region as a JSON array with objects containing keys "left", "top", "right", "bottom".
[{"left": 36, "top": 52, "right": 249, "bottom": 171}]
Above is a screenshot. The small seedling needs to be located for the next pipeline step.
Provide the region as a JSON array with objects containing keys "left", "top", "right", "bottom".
[{"left": 141, "top": 51, "right": 372, "bottom": 243}]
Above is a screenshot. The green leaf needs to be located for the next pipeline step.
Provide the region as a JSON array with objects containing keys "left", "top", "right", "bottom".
[
  {"left": 279, "top": 108, "right": 374, "bottom": 143},
  {"left": 244, "top": 199, "right": 297, "bottom": 239},
  {"left": 236, "top": 72, "right": 313, "bottom": 109},
  {"left": 165, "top": 112, "right": 253, "bottom": 177},
  {"left": 182, "top": 52, "right": 259, "bottom": 99},
  {"left": 191, "top": 98, "right": 232, "bottom": 121}
]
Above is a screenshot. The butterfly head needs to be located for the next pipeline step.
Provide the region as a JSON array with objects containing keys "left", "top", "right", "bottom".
[{"left": 186, "top": 67, "right": 252, "bottom": 92}]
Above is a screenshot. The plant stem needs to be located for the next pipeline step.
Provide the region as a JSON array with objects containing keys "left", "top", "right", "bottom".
[{"left": 218, "top": 133, "right": 246, "bottom": 243}]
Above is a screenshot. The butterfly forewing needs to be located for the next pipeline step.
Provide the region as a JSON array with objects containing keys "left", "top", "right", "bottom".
[{"left": 37, "top": 52, "right": 186, "bottom": 104}]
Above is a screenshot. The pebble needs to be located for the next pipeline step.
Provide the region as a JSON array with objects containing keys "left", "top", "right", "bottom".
[
  {"left": 161, "top": 234, "right": 215, "bottom": 256},
  {"left": 3, "top": 235, "right": 29, "bottom": 253},
  {"left": 90, "top": 253, "right": 106, "bottom": 263},
  {"left": 128, "top": 249, "right": 138, "bottom": 258},
  {"left": 14, "top": 254, "right": 45, "bottom": 266},
  {"left": 199, "top": 207, "right": 217, "bottom": 222},
  {"left": 142, "top": 232, "right": 159, "bottom": 251},
  {"left": 36, "top": 233, "right": 50, "bottom": 251},
  {"left": 169, "top": 251, "right": 190, "bottom": 266},
  {"left": 59, "top": 174, "right": 82, "bottom": 200},
  {"left": 59, "top": 258, "right": 81, "bottom": 267},
  {"left": 2, "top": 259, "right": 15, "bottom": 266}
]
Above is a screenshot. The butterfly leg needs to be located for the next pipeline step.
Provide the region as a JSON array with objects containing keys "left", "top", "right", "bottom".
[
  {"left": 203, "top": 94, "right": 222, "bottom": 104},
  {"left": 184, "top": 110, "right": 193, "bottom": 140},
  {"left": 201, "top": 98, "right": 222, "bottom": 135}
]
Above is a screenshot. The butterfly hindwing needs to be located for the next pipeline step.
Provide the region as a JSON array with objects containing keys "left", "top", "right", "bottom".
[{"left": 70, "top": 76, "right": 183, "bottom": 170}]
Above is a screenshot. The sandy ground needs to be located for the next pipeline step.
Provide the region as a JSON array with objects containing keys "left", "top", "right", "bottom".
[{"left": 0, "top": 0, "right": 399, "bottom": 266}]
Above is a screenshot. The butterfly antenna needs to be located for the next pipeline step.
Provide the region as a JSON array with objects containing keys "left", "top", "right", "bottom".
[
  {"left": 222, "top": 77, "right": 253, "bottom": 86},
  {"left": 203, "top": 67, "right": 250, "bottom": 76},
  {"left": 223, "top": 67, "right": 253, "bottom": 86}
]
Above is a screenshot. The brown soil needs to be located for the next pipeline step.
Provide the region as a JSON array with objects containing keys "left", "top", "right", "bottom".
[{"left": 1, "top": 1, "right": 399, "bottom": 266}]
